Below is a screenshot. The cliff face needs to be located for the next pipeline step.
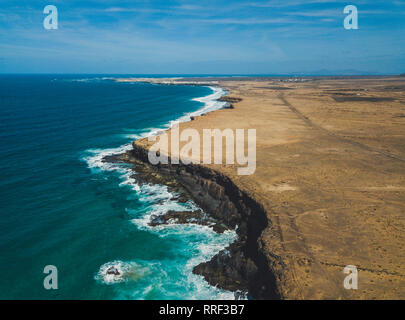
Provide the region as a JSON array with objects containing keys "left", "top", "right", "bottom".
[{"left": 127, "top": 143, "right": 281, "bottom": 299}]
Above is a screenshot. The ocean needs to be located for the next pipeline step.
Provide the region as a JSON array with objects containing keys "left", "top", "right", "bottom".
[{"left": 0, "top": 75, "right": 237, "bottom": 300}]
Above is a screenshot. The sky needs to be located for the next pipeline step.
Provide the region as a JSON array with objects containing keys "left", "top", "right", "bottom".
[{"left": 0, "top": 0, "right": 404, "bottom": 74}]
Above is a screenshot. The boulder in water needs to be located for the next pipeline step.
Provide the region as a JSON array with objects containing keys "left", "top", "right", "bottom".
[{"left": 106, "top": 266, "right": 120, "bottom": 276}]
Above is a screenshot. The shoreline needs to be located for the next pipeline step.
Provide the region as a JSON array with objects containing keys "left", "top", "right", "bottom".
[
  {"left": 109, "top": 142, "right": 280, "bottom": 299},
  {"left": 107, "top": 79, "right": 279, "bottom": 298},
  {"left": 85, "top": 82, "right": 240, "bottom": 299}
]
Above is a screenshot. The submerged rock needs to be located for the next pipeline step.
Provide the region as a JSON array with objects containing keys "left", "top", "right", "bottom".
[
  {"left": 106, "top": 266, "right": 121, "bottom": 276},
  {"left": 148, "top": 209, "right": 227, "bottom": 233}
]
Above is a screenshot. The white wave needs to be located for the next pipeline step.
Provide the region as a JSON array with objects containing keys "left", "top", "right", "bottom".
[
  {"left": 122, "top": 127, "right": 166, "bottom": 140},
  {"left": 167, "top": 86, "right": 227, "bottom": 128},
  {"left": 84, "top": 84, "right": 240, "bottom": 299},
  {"left": 129, "top": 190, "right": 196, "bottom": 230},
  {"left": 85, "top": 84, "right": 226, "bottom": 146},
  {"left": 183, "top": 229, "right": 244, "bottom": 300},
  {"left": 192, "top": 86, "right": 227, "bottom": 114},
  {"left": 96, "top": 260, "right": 151, "bottom": 285},
  {"left": 96, "top": 227, "right": 239, "bottom": 299},
  {"left": 168, "top": 225, "right": 238, "bottom": 300},
  {"left": 68, "top": 77, "right": 115, "bottom": 83},
  {"left": 119, "top": 86, "right": 227, "bottom": 139},
  {"left": 118, "top": 170, "right": 141, "bottom": 192},
  {"left": 82, "top": 143, "right": 133, "bottom": 172}
]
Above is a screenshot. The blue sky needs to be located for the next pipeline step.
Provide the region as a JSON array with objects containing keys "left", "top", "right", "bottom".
[{"left": 0, "top": 0, "right": 404, "bottom": 74}]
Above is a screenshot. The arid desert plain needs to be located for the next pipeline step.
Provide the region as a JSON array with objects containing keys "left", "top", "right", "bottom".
[{"left": 116, "top": 76, "right": 405, "bottom": 299}]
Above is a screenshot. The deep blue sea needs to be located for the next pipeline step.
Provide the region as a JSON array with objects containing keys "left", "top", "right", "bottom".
[{"left": 0, "top": 75, "right": 236, "bottom": 299}]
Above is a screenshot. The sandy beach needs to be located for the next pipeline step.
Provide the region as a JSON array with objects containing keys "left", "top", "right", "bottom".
[{"left": 116, "top": 76, "right": 405, "bottom": 299}]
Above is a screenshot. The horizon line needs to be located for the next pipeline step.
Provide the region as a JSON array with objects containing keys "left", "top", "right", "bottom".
[{"left": 0, "top": 73, "right": 403, "bottom": 77}]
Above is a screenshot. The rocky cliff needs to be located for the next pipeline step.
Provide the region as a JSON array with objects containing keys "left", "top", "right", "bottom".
[{"left": 115, "top": 143, "right": 282, "bottom": 299}]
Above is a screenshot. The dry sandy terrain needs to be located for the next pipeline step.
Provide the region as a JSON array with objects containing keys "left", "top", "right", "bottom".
[{"left": 128, "top": 77, "right": 405, "bottom": 299}]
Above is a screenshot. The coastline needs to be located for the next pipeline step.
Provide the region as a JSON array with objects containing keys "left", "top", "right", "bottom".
[
  {"left": 106, "top": 78, "right": 281, "bottom": 298},
  {"left": 109, "top": 76, "right": 405, "bottom": 300},
  {"left": 85, "top": 82, "right": 239, "bottom": 299},
  {"left": 114, "top": 143, "right": 281, "bottom": 299}
]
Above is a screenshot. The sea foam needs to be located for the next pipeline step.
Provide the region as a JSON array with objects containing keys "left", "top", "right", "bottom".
[{"left": 82, "top": 82, "right": 238, "bottom": 299}]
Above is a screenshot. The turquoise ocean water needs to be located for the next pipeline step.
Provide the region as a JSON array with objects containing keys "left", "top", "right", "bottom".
[{"left": 0, "top": 75, "right": 237, "bottom": 299}]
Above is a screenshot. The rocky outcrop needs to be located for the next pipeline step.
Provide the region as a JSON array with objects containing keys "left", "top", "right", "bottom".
[
  {"left": 148, "top": 210, "right": 228, "bottom": 233},
  {"left": 218, "top": 96, "right": 243, "bottom": 103},
  {"left": 112, "top": 143, "right": 281, "bottom": 299},
  {"left": 106, "top": 267, "right": 120, "bottom": 276}
]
